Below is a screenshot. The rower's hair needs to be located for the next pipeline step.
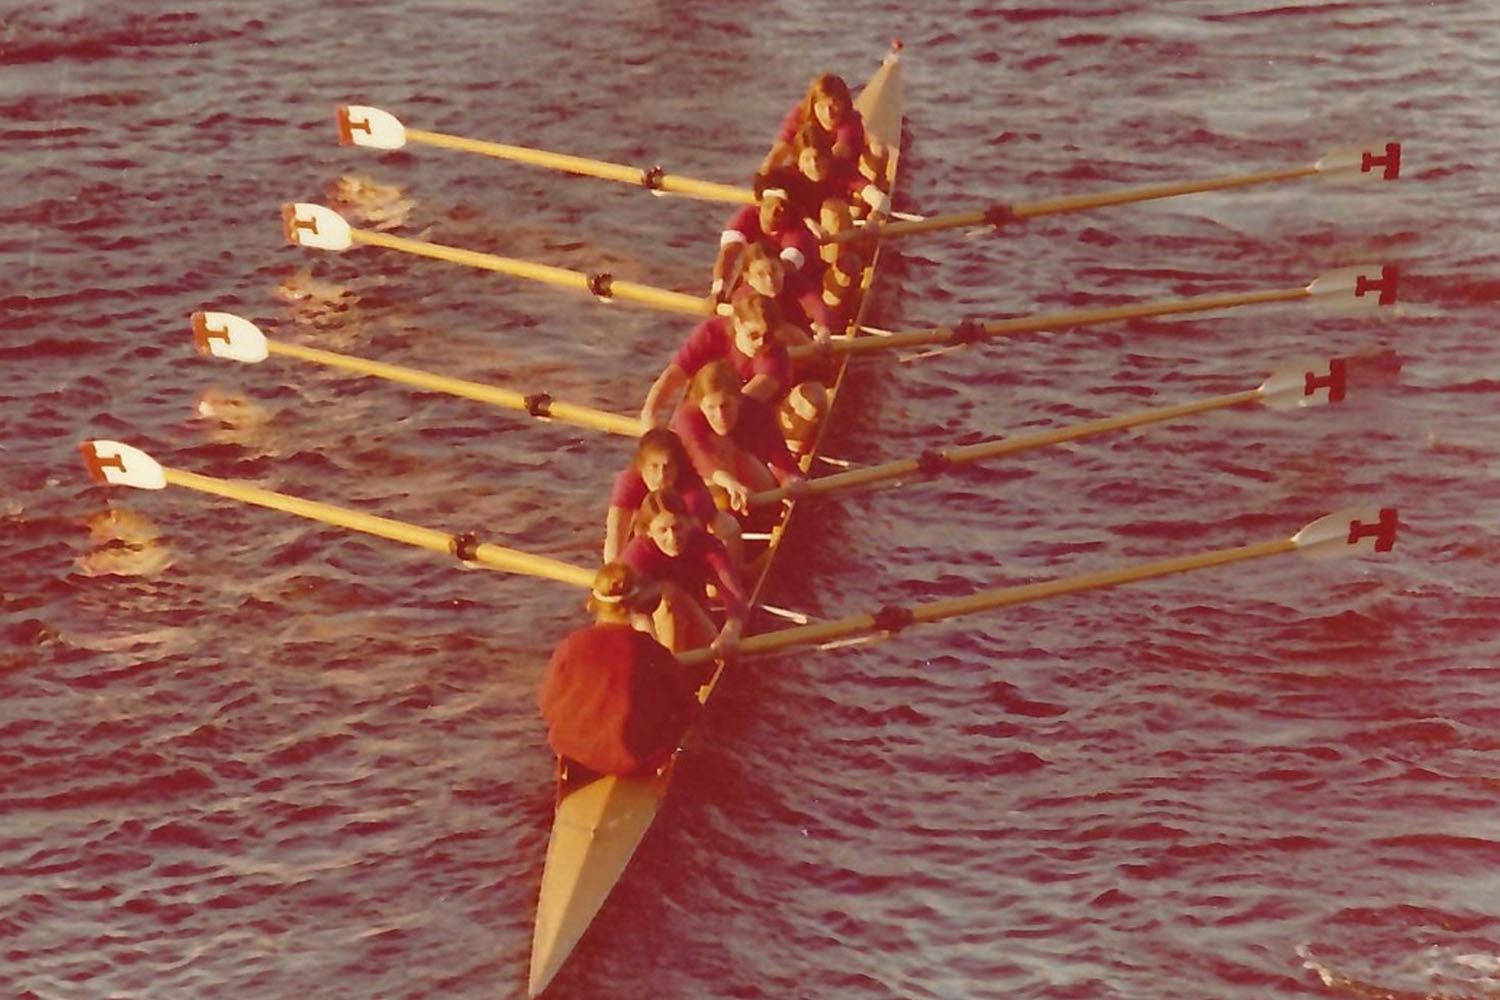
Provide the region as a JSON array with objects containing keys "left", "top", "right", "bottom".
[
  {"left": 752, "top": 171, "right": 790, "bottom": 203},
  {"left": 586, "top": 561, "right": 659, "bottom": 616},
  {"left": 731, "top": 287, "right": 781, "bottom": 332},
  {"left": 830, "top": 248, "right": 863, "bottom": 282},
  {"left": 687, "top": 359, "right": 742, "bottom": 404},
  {"left": 738, "top": 239, "right": 780, "bottom": 271},
  {"left": 800, "top": 73, "right": 853, "bottom": 125},
  {"left": 819, "top": 197, "right": 852, "bottom": 231},
  {"left": 634, "top": 428, "right": 689, "bottom": 478},
  {"left": 634, "top": 487, "right": 691, "bottom": 535},
  {"left": 792, "top": 120, "right": 834, "bottom": 161}
]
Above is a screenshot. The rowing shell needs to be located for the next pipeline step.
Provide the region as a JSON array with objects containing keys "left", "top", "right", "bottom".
[{"left": 526, "top": 44, "right": 906, "bottom": 996}]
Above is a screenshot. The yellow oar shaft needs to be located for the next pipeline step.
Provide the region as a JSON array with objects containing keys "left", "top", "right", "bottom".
[
  {"left": 348, "top": 229, "right": 711, "bottom": 316},
  {"left": 751, "top": 387, "right": 1263, "bottom": 505},
  {"left": 405, "top": 127, "right": 755, "bottom": 205},
  {"left": 263, "top": 340, "right": 639, "bottom": 437},
  {"left": 681, "top": 537, "right": 1296, "bottom": 665},
  {"left": 1017, "top": 164, "right": 1318, "bottom": 218},
  {"left": 862, "top": 164, "right": 1321, "bottom": 240},
  {"left": 161, "top": 468, "right": 594, "bottom": 588},
  {"left": 814, "top": 286, "right": 1309, "bottom": 357}
]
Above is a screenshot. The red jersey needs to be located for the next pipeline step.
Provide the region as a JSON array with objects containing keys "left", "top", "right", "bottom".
[
  {"left": 538, "top": 623, "right": 696, "bottom": 776},
  {"left": 621, "top": 528, "right": 747, "bottom": 620},
  {"left": 672, "top": 315, "right": 791, "bottom": 391},
  {"left": 671, "top": 394, "right": 801, "bottom": 487},
  {"left": 610, "top": 465, "right": 719, "bottom": 527},
  {"left": 722, "top": 204, "right": 818, "bottom": 284},
  {"left": 797, "top": 274, "right": 857, "bottom": 336},
  {"left": 776, "top": 103, "right": 867, "bottom": 189}
]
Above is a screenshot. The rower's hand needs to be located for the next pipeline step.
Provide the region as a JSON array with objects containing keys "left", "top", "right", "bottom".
[
  {"left": 638, "top": 404, "right": 666, "bottom": 434},
  {"left": 783, "top": 476, "right": 812, "bottom": 501},
  {"left": 710, "top": 618, "right": 742, "bottom": 659},
  {"left": 811, "top": 328, "right": 833, "bottom": 357},
  {"left": 719, "top": 477, "right": 750, "bottom": 515}
]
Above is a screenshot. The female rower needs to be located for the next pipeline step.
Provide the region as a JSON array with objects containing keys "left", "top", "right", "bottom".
[
  {"left": 603, "top": 428, "right": 741, "bottom": 566},
  {"left": 761, "top": 73, "right": 866, "bottom": 186},
  {"left": 709, "top": 182, "right": 817, "bottom": 306},
  {"left": 538, "top": 562, "right": 698, "bottom": 777},
  {"left": 797, "top": 245, "right": 864, "bottom": 341},
  {"left": 639, "top": 289, "right": 790, "bottom": 429},
  {"left": 671, "top": 359, "right": 805, "bottom": 515},
  {"left": 778, "top": 379, "right": 830, "bottom": 457},
  {"left": 776, "top": 122, "right": 891, "bottom": 230},
  {"left": 621, "top": 489, "right": 747, "bottom": 656}
]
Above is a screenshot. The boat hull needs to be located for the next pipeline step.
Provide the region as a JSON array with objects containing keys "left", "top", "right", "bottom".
[{"left": 528, "top": 45, "right": 905, "bottom": 996}]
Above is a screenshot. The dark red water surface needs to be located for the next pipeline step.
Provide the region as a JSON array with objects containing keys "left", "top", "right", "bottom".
[{"left": 5, "top": 2, "right": 1499, "bottom": 998}]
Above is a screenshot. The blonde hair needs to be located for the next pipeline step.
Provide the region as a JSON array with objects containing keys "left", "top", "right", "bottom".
[
  {"left": 633, "top": 487, "right": 691, "bottom": 536},
  {"left": 587, "top": 561, "right": 658, "bottom": 615},
  {"left": 687, "top": 359, "right": 742, "bottom": 405}
]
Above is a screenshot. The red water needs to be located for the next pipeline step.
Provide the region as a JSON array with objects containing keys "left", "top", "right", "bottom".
[{"left": 5, "top": 2, "right": 1499, "bottom": 999}]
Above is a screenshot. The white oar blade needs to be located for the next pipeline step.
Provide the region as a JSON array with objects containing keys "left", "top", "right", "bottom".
[
  {"left": 1304, "top": 264, "right": 1398, "bottom": 310},
  {"left": 281, "top": 202, "right": 353, "bottom": 251},
  {"left": 192, "top": 311, "right": 269, "bottom": 363},
  {"left": 79, "top": 440, "right": 167, "bottom": 491},
  {"left": 1314, "top": 141, "right": 1402, "bottom": 181},
  {"left": 1258, "top": 358, "right": 1347, "bottom": 409},
  {"left": 1292, "top": 505, "right": 1399, "bottom": 561},
  {"left": 337, "top": 105, "right": 407, "bottom": 150}
]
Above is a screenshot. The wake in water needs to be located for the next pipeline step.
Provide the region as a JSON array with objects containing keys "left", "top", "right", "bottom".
[{"left": 1299, "top": 904, "right": 1500, "bottom": 1000}]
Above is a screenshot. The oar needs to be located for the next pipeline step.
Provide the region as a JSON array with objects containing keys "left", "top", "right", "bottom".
[
  {"left": 751, "top": 359, "right": 1348, "bottom": 506},
  {"left": 281, "top": 203, "right": 715, "bottom": 317},
  {"left": 796, "top": 264, "right": 1398, "bottom": 360},
  {"left": 837, "top": 141, "right": 1403, "bottom": 242},
  {"left": 78, "top": 440, "right": 595, "bottom": 589},
  {"left": 191, "top": 311, "right": 639, "bottom": 437},
  {"left": 337, "top": 105, "right": 755, "bottom": 206},
  {"left": 678, "top": 505, "right": 1399, "bottom": 667}
]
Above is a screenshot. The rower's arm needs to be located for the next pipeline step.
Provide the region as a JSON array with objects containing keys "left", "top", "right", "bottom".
[
  {"left": 741, "top": 372, "right": 781, "bottom": 405},
  {"left": 603, "top": 505, "right": 629, "bottom": 564},
  {"left": 640, "top": 364, "right": 689, "bottom": 430},
  {"left": 710, "top": 235, "right": 746, "bottom": 299}
]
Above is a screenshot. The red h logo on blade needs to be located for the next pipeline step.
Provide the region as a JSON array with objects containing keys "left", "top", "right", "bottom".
[
  {"left": 1361, "top": 142, "right": 1401, "bottom": 181},
  {"left": 79, "top": 442, "right": 125, "bottom": 483},
  {"left": 1347, "top": 507, "right": 1398, "bottom": 552},
  {"left": 1354, "top": 265, "right": 1399, "bottom": 306},
  {"left": 1304, "top": 359, "right": 1347, "bottom": 402},
  {"left": 336, "top": 107, "right": 371, "bottom": 146},
  {"left": 191, "top": 312, "right": 228, "bottom": 353},
  {"left": 280, "top": 204, "right": 318, "bottom": 245}
]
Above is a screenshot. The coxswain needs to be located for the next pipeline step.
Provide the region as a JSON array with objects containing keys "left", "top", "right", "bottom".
[
  {"left": 761, "top": 73, "right": 867, "bottom": 189},
  {"left": 621, "top": 488, "right": 747, "bottom": 655},
  {"left": 639, "top": 289, "right": 791, "bottom": 428},
  {"left": 709, "top": 181, "right": 817, "bottom": 306},
  {"left": 671, "top": 359, "right": 805, "bottom": 514},
  {"left": 603, "top": 427, "right": 742, "bottom": 566},
  {"left": 538, "top": 562, "right": 699, "bottom": 777}
]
